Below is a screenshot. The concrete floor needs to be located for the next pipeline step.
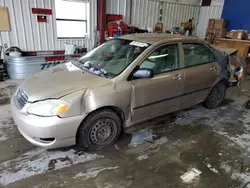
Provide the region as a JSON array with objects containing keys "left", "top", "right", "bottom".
[{"left": 0, "top": 79, "right": 250, "bottom": 188}]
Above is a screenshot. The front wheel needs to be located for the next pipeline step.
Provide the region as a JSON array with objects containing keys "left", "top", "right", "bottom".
[
  {"left": 204, "top": 82, "right": 226, "bottom": 109},
  {"left": 76, "top": 109, "right": 122, "bottom": 151}
]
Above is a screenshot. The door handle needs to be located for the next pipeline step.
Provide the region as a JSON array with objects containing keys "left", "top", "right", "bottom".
[
  {"left": 173, "top": 74, "right": 181, "bottom": 80},
  {"left": 210, "top": 66, "right": 217, "bottom": 71}
]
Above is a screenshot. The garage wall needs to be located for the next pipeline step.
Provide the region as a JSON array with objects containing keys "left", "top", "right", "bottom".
[
  {"left": 196, "top": 0, "right": 224, "bottom": 39},
  {"left": 162, "top": 3, "right": 200, "bottom": 33},
  {"left": 0, "top": 0, "right": 97, "bottom": 54},
  {"left": 131, "top": 0, "right": 200, "bottom": 33},
  {"left": 106, "top": 0, "right": 131, "bottom": 24},
  {"left": 131, "top": 0, "right": 159, "bottom": 30},
  {"left": 222, "top": 0, "right": 250, "bottom": 32}
]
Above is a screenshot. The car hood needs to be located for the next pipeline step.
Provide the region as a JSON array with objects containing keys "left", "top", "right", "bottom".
[{"left": 20, "top": 62, "right": 109, "bottom": 102}]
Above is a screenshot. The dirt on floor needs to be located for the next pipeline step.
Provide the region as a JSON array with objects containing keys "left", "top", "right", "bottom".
[{"left": 0, "top": 79, "right": 250, "bottom": 188}]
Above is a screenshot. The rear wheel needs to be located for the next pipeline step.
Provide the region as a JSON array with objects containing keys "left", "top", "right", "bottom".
[
  {"left": 204, "top": 82, "right": 226, "bottom": 109},
  {"left": 76, "top": 109, "right": 122, "bottom": 150}
]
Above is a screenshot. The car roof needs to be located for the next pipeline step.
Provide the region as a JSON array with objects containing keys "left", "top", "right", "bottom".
[{"left": 118, "top": 33, "right": 198, "bottom": 44}]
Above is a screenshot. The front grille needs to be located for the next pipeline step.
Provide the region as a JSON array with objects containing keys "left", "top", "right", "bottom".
[{"left": 16, "top": 88, "right": 28, "bottom": 109}]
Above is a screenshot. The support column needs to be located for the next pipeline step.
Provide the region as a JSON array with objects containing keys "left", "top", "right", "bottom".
[{"left": 97, "top": 0, "right": 106, "bottom": 44}]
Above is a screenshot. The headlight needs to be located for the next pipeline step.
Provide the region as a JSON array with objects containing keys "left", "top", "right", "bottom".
[{"left": 27, "top": 100, "right": 70, "bottom": 117}]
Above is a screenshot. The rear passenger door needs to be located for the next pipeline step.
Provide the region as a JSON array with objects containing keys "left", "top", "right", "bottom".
[{"left": 179, "top": 43, "right": 219, "bottom": 109}]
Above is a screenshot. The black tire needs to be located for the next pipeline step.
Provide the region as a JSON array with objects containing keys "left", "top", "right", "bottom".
[
  {"left": 0, "top": 73, "right": 3, "bottom": 82},
  {"left": 76, "top": 109, "right": 122, "bottom": 151},
  {"left": 204, "top": 82, "right": 226, "bottom": 109},
  {"left": 246, "top": 100, "right": 250, "bottom": 109}
]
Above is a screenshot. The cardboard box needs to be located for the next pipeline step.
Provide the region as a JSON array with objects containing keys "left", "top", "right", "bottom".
[
  {"left": 215, "top": 29, "right": 227, "bottom": 38},
  {"left": 208, "top": 19, "right": 215, "bottom": 29},
  {"left": 227, "top": 31, "right": 238, "bottom": 39},
  {"left": 0, "top": 7, "right": 10, "bottom": 31},
  {"left": 248, "top": 34, "right": 250, "bottom": 40},
  {"left": 206, "top": 28, "right": 215, "bottom": 37},
  {"left": 206, "top": 28, "right": 214, "bottom": 34},
  {"left": 214, "top": 19, "right": 226, "bottom": 30},
  {"left": 237, "top": 30, "right": 248, "bottom": 40}
]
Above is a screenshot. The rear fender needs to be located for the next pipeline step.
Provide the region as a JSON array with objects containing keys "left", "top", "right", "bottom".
[{"left": 203, "top": 78, "right": 228, "bottom": 102}]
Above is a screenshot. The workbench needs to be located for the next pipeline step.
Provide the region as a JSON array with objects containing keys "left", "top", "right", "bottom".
[{"left": 213, "top": 38, "right": 250, "bottom": 60}]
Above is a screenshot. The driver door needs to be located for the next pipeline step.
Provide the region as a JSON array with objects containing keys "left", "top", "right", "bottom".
[{"left": 131, "top": 43, "right": 184, "bottom": 123}]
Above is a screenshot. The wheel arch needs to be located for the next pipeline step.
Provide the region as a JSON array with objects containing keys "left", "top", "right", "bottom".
[
  {"left": 203, "top": 78, "right": 228, "bottom": 102},
  {"left": 76, "top": 105, "right": 125, "bottom": 141}
]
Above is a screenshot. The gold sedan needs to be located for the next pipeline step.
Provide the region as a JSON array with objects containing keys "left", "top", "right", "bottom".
[{"left": 11, "top": 34, "right": 246, "bottom": 150}]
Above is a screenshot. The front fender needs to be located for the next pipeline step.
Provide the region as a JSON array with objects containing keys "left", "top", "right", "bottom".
[
  {"left": 59, "top": 90, "right": 87, "bottom": 118},
  {"left": 83, "top": 80, "right": 133, "bottom": 121}
]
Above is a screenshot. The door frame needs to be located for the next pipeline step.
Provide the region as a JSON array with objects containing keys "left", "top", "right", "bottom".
[
  {"left": 179, "top": 41, "right": 219, "bottom": 68},
  {"left": 128, "top": 42, "right": 185, "bottom": 124},
  {"left": 127, "top": 42, "right": 185, "bottom": 80}
]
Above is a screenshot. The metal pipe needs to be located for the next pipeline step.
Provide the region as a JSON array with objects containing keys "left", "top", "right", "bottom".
[
  {"left": 97, "top": 0, "right": 106, "bottom": 44},
  {"left": 129, "top": 0, "right": 133, "bottom": 25}
]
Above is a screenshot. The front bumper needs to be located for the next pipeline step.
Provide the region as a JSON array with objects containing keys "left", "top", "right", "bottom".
[{"left": 11, "top": 96, "right": 85, "bottom": 149}]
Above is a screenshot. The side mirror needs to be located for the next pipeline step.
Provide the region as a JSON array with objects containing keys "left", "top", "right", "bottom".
[{"left": 133, "top": 68, "right": 153, "bottom": 79}]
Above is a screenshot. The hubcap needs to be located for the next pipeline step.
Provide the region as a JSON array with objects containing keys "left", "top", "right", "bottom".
[
  {"left": 90, "top": 118, "right": 116, "bottom": 145},
  {"left": 211, "top": 86, "right": 222, "bottom": 104}
]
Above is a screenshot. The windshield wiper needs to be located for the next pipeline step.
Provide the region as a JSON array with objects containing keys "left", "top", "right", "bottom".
[
  {"left": 73, "top": 60, "right": 114, "bottom": 79},
  {"left": 72, "top": 60, "right": 88, "bottom": 71}
]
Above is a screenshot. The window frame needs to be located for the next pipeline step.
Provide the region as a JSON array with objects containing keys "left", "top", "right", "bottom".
[
  {"left": 55, "top": 0, "right": 88, "bottom": 39},
  {"left": 182, "top": 42, "right": 217, "bottom": 68},
  {"left": 137, "top": 43, "right": 181, "bottom": 76}
]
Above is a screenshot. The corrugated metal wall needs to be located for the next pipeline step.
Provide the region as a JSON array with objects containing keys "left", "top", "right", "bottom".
[
  {"left": 162, "top": 3, "right": 200, "bottom": 33},
  {"left": 0, "top": 0, "right": 223, "bottom": 58},
  {"left": 0, "top": 0, "right": 97, "bottom": 54},
  {"left": 131, "top": 0, "right": 160, "bottom": 29},
  {"left": 131, "top": 0, "right": 200, "bottom": 33},
  {"left": 106, "top": 0, "right": 131, "bottom": 24},
  {"left": 196, "top": 5, "right": 223, "bottom": 39}
]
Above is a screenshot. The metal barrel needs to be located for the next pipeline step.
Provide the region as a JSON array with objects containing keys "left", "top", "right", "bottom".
[{"left": 5, "top": 51, "right": 84, "bottom": 80}]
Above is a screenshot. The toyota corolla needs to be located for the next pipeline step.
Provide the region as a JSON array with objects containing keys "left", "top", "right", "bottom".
[{"left": 11, "top": 34, "right": 246, "bottom": 150}]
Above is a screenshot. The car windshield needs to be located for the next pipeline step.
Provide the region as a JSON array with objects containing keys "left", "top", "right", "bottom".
[{"left": 72, "top": 39, "right": 150, "bottom": 78}]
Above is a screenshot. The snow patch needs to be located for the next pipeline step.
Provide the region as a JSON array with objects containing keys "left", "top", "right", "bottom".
[
  {"left": 149, "top": 137, "right": 168, "bottom": 148},
  {"left": 74, "top": 166, "right": 119, "bottom": 180},
  {"left": 137, "top": 154, "right": 148, "bottom": 161},
  {"left": 205, "top": 164, "right": 218, "bottom": 174},
  {"left": 0, "top": 149, "right": 103, "bottom": 186},
  {"left": 220, "top": 162, "right": 232, "bottom": 173},
  {"left": 180, "top": 167, "right": 202, "bottom": 183},
  {"left": 0, "top": 105, "right": 11, "bottom": 118},
  {"left": 232, "top": 172, "right": 250, "bottom": 185}
]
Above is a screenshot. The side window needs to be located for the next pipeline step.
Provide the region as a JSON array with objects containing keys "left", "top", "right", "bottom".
[
  {"left": 183, "top": 44, "right": 216, "bottom": 67},
  {"left": 139, "top": 44, "right": 179, "bottom": 75}
]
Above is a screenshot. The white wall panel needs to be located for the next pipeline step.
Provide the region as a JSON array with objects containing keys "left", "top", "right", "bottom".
[
  {"left": 0, "top": 0, "right": 97, "bottom": 55},
  {"left": 131, "top": 0, "right": 160, "bottom": 29},
  {"left": 162, "top": 3, "right": 200, "bottom": 33},
  {"left": 106, "top": 0, "right": 130, "bottom": 24},
  {"left": 131, "top": 0, "right": 199, "bottom": 33},
  {"left": 147, "top": 0, "right": 201, "bottom": 6},
  {"left": 196, "top": 5, "right": 223, "bottom": 39}
]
